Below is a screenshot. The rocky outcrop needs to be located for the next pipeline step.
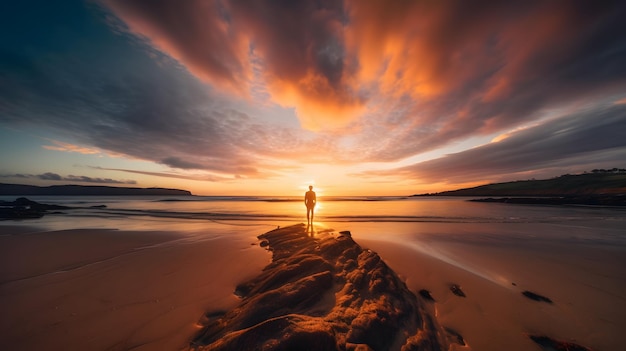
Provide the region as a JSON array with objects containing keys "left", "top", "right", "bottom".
[
  {"left": 0, "top": 197, "right": 70, "bottom": 219},
  {"left": 190, "top": 224, "right": 447, "bottom": 351}
]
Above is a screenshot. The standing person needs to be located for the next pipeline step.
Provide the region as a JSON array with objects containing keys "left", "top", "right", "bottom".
[{"left": 304, "top": 185, "right": 316, "bottom": 225}]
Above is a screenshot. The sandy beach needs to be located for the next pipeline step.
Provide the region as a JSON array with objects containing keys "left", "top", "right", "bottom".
[
  {"left": 356, "top": 233, "right": 626, "bottom": 351},
  {"left": 3, "top": 0, "right": 626, "bottom": 349},
  {"left": 1, "top": 219, "right": 625, "bottom": 350},
  {"left": 0, "top": 224, "right": 269, "bottom": 350}
]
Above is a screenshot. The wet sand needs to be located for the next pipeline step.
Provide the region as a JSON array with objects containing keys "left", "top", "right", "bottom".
[
  {"left": 355, "top": 234, "right": 626, "bottom": 351},
  {"left": 0, "top": 225, "right": 269, "bottom": 350},
  {"left": 1, "top": 222, "right": 624, "bottom": 350},
  {"left": 188, "top": 223, "right": 623, "bottom": 351}
]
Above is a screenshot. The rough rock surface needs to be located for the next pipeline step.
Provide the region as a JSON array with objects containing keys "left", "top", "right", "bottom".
[
  {"left": 190, "top": 224, "right": 447, "bottom": 351},
  {"left": 0, "top": 197, "right": 69, "bottom": 219}
]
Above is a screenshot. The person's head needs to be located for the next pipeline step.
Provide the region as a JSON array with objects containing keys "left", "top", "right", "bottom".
[{"left": 309, "top": 185, "right": 313, "bottom": 190}]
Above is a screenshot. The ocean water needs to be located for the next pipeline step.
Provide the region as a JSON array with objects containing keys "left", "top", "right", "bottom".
[
  {"left": 3, "top": 195, "right": 625, "bottom": 351},
  {"left": 1, "top": 195, "right": 625, "bottom": 247}
]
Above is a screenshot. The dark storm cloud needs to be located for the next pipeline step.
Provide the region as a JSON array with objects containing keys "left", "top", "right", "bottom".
[{"left": 363, "top": 103, "right": 626, "bottom": 184}]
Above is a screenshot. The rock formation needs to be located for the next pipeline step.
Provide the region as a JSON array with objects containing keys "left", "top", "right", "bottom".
[{"left": 190, "top": 224, "right": 447, "bottom": 351}]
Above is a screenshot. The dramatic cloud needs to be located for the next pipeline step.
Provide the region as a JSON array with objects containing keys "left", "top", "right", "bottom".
[
  {"left": 362, "top": 103, "right": 626, "bottom": 184},
  {"left": 1, "top": 172, "right": 136, "bottom": 184},
  {"left": 1, "top": 0, "right": 354, "bottom": 180},
  {"left": 101, "top": 1, "right": 626, "bottom": 132},
  {"left": 101, "top": 0, "right": 367, "bottom": 129},
  {"left": 1, "top": 0, "right": 625, "bottom": 192},
  {"left": 0, "top": 2, "right": 313, "bottom": 179},
  {"left": 91, "top": 166, "right": 229, "bottom": 182},
  {"left": 227, "top": 0, "right": 366, "bottom": 130},
  {"left": 43, "top": 140, "right": 102, "bottom": 155},
  {"left": 101, "top": 0, "right": 250, "bottom": 93},
  {"left": 341, "top": 0, "right": 626, "bottom": 161}
]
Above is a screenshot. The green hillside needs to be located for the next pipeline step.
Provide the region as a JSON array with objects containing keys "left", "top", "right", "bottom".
[{"left": 432, "top": 170, "right": 626, "bottom": 196}]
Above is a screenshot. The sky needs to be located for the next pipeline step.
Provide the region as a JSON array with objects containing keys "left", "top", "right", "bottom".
[{"left": 1, "top": 0, "right": 625, "bottom": 196}]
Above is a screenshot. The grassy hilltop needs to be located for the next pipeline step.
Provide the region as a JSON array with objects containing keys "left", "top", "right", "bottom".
[{"left": 427, "top": 169, "right": 626, "bottom": 197}]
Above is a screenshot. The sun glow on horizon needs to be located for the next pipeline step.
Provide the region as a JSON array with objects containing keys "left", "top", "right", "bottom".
[{"left": 2, "top": 2, "right": 624, "bottom": 199}]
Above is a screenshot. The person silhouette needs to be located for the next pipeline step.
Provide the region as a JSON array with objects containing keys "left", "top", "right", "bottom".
[{"left": 304, "top": 185, "right": 316, "bottom": 225}]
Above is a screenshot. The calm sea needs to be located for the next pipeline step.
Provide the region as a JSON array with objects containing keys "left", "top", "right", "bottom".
[
  {"left": 1, "top": 195, "right": 625, "bottom": 247},
  {"left": 3, "top": 195, "right": 624, "bottom": 351}
]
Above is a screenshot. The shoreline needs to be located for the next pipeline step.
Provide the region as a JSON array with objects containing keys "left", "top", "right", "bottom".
[
  {"left": 1, "top": 220, "right": 623, "bottom": 350},
  {"left": 0, "top": 225, "right": 269, "bottom": 350},
  {"left": 470, "top": 195, "right": 626, "bottom": 207}
]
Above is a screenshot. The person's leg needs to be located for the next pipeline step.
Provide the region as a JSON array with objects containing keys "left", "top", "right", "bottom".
[{"left": 306, "top": 207, "right": 311, "bottom": 224}]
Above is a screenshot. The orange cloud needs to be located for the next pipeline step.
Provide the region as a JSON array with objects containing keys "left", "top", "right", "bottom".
[
  {"left": 100, "top": 0, "right": 626, "bottom": 142},
  {"left": 102, "top": 0, "right": 365, "bottom": 130},
  {"left": 614, "top": 97, "right": 626, "bottom": 105},
  {"left": 482, "top": 4, "right": 578, "bottom": 103},
  {"left": 268, "top": 70, "right": 365, "bottom": 130},
  {"left": 226, "top": 0, "right": 365, "bottom": 129},
  {"left": 43, "top": 140, "right": 100, "bottom": 154},
  {"left": 102, "top": 0, "right": 251, "bottom": 95},
  {"left": 344, "top": 0, "right": 499, "bottom": 100}
]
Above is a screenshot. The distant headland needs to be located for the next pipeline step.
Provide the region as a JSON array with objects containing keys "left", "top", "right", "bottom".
[
  {"left": 416, "top": 169, "right": 626, "bottom": 197},
  {"left": 414, "top": 169, "right": 626, "bottom": 206},
  {"left": 0, "top": 183, "right": 192, "bottom": 196}
]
